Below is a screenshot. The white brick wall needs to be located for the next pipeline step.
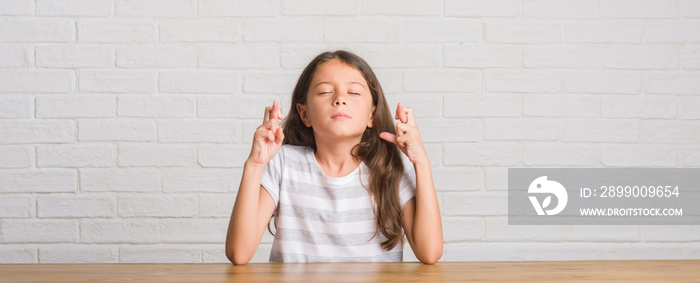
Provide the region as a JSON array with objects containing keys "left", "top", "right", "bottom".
[{"left": 1, "top": 0, "right": 699, "bottom": 264}]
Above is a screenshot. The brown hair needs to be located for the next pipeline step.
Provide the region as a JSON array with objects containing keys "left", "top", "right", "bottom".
[{"left": 269, "top": 50, "right": 406, "bottom": 251}]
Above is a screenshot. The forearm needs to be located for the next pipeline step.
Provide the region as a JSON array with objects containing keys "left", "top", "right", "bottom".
[
  {"left": 411, "top": 161, "right": 443, "bottom": 261},
  {"left": 226, "top": 160, "right": 266, "bottom": 264}
]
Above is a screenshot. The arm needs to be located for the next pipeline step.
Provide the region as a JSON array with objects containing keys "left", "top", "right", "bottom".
[
  {"left": 380, "top": 102, "right": 443, "bottom": 264},
  {"left": 225, "top": 100, "right": 285, "bottom": 265}
]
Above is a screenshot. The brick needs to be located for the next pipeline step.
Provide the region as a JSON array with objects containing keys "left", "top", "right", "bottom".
[
  {"left": 163, "top": 169, "right": 240, "bottom": 192},
  {"left": 375, "top": 70, "right": 405, "bottom": 95},
  {"left": 80, "top": 70, "right": 156, "bottom": 93},
  {"left": 683, "top": 146, "right": 700, "bottom": 166},
  {"left": 485, "top": 217, "right": 640, "bottom": 241},
  {"left": 444, "top": 94, "right": 522, "bottom": 118},
  {"left": 80, "top": 168, "right": 161, "bottom": 192},
  {"left": 642, "top": 121, "right": 700, "bottom": 143},
  {"left": 37, "top": 144, "right": 114, "bottom": 168},
  {"left": 36, "top": 45, "right": 113, "bottom": 68},
  {"left": 37, "top": 194, "right": 116, "bottom": 217},
  {"left": 645, "top": 22, "right": 700, "bottom": 43},
  {"left": 682, "top": 97, "right": 700, "bottom": 119},
  {"left": 565, "top": 22, "right": 643, "bottom": 43},
  {"left": 444, "top": 44, "right": 521, "bottom": 68},
  {"left": 0, "top": 170, "right": 75, "bottom": 193},
  {"left": 601, "top": 96, "right": 676, "bottom": 119},
  {"left": 119, "top": 245, "right": 201, "bottom": 263},
  {"left": 118, "top": 95, "right": 194, "bottom": 118},
  {"left": 158, "top": 120, "right": 239, "bottom": 143},
  {"left": 443, "top": 192, "right": 508, "bottom": 216},
  {"left": 244, "top": 19, "right": 323, "bottom": 42},
  {"left": 117, "top": 44, "right": 197, "bottom": 68},
  {"left": 445, "top": 0, "right": 520, "bottom": 17},
  {"left": 432, "top": 167, "right": 482, "bottom": 192},
  {"left": 403, "top": 19, "right": 481, "bottom": 43},
  {"left": 601, "top": 145, "right": 676, "bottom": 167},
  {"left": 36, "top": 95, "right": 115, "bottom": 118},
  {"left": 0, "top": 44, "right": 31, "bottom": 67},
  {"left": 601, "top": 45, "right": 678, "bottom": 70},
  {"left": 682, "top": 46, "right": 700, "bottom": 70},
  {"left": 0, "top": 0, "right": 34, "bottom": 15},
  {"left": 119, "top": 195, "right": 198, "bottom": 217},
  {"left": 0, "top": 247, "right": 37, "bottom": 263},
  {"left": 444, "top": 144, "right": 520, "bottom": 166},
  {"left": 159, "top": 219, "right": 228, "bottom": 243},
  {"left": 0, "top": 18, "right": 74, "bottom": 42},
  {"left": 485, "top": 69, "right": 562, "bottom": 93},
  {"left": 683, "top": 0, "right": 700, "bottom": 17},
  {"left": 324, "top": 19, "right": 400, "bottom": 43},
  {"left": 116, "top": 0, "right": 195, "bottom": 17},
  {"left": 118, "top": 144, "right": 195, "bottom": 167},
  {"left": 0, "top": 120, "right": 74, "bottom": 144},
  {"left": 243, "top": 71, "right": 299, "bottom": 94},
  {"left": 160, "top": 20, "right": 241, "bottom": 42},
  {"left": 417, "top": 119, "right": 480, "bottom": 143},
  {"left": 39, "top": 245, "right": 118, "bottom": 263},
  {"left": 198, "top": 0, "right": 280, "bottom": 17},
  {"left": 484, "top": 118, "right": 560, "bottom": 141},
  {"left": 524, "top": 94, "right": 599, "bottom": 118},
  {"left": 78, "top": 20, "right": 156, "bottom": 43},
  {"left": 523, "top": 243, "right": 603, "bottom": 261},
  {"left": 484, "top": 20, "right": 562, "bottom": 43},
  {"left": 197, "top": 144, "right": 250, "bottom": 168},
  {"left": 647, "top": 72, "right": 700, "bottom": 95},
  {"left": 2, "top": 219, "right": 78, "bottom": 243},
  {"left": 78, "top": 119, "right": 156, "bottom": 142},
  {"left": 523, "top": 144, "right": 599, "bottom": 166},
  {"left": 362, "top": 0, "right": 441, "bottom": 15},
  {"left": 384, "top": 93, "right": 441, "bottom": 118},
  {"left": 362, "top": 44, "right": 440, "bottom": 68},
  {"left": 642, "top": 226, "right": 700, "bottom": 242},
  {"left": 562, "top": 119, "right": 639, "bottom": 142},
  {"left": 197, "top": 95, "right": 281, "bottom": 118},
  {"left": 523, "top": 45, "right": 601, "bottom": 68},
  {"left": 280, "top": 44, "right": 337, "bottom": 69},
  {"left": 0, "top": 145, "right": 33, "bottom": 168},
  {"left": 282, "top": 0, "right": 359, "bottom": 15},
  {"left": 445, "top": 243, "right": 522, "bottom": 261},
  {"left": 36, "top": 0, "right": 112, "bottom": 16},
  {"left": 199, "top": 193, "right": 235, "bottom": 217},
  {"left": 404, "top": 69, "right": 481, "bottom": 93},
  {"left": 199, "top": 44, "right": 278, "bottom": 69},
  {"left": 484, "top": 167, "right": 508, "bottom": 191},
  {"left": 444, "top": 217, "right": 483, "bottom": 242},
  {"left": 564, "top": 71, "right": 642, "bottom": 94},
  {"left": 603, "top": 0, "right": 678, "bottom": 19},
  {"left": 0, "top": 95, "right": 31, "bottom": 118},
  {"left": 81, "top": 219, "right": 159, "bottom": 243},
  {"left": 605, "top": 243, "right": 682, "bottom": 260},
  {"left": 159, "top": 71, "right": 241, "bottom": 94},
  {"left": 523, "top": 0, "right": 599, "bottom": 18},
  {"left": 0, "top": 195, "right": 34, "bottom": 218},
  {"left": 0, "top": 70, "right": 74, "bottom": 93}
]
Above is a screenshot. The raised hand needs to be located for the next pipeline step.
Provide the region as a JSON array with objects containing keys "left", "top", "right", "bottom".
[
  {"left": 248, "top": 100, "right": 285, "bottom": 166},
  {"left": 379, "top": 103, "right": 429, "bottom": 166}
]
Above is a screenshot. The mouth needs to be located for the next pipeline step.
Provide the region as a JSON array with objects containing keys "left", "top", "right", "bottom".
[{"left": 331, "top": 112, "right": 351, "bottom": 120}]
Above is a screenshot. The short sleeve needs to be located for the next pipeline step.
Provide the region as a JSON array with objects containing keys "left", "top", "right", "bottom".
[
  {"left": 399, "top": 153, "right": 417, "bottom": 208},
  {"left": 260, "top": 146, "right": 285, "bottom": 207}
]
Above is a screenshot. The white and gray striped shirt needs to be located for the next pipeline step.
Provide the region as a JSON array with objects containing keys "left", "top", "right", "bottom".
[{"left": 261, "top": 144, "right": 417, "bottom": 262}]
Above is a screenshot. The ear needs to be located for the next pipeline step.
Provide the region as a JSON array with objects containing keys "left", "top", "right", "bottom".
[
  {"left": 296, "top": 103, "right": 312, "bottom": 127},
  {"left": 367, "top": 105, "right": 376, "bottom": 128}
]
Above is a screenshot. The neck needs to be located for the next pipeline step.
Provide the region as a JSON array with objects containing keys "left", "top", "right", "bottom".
[{"left": 313, "top": 135, "right": 362, "bottom": 177}]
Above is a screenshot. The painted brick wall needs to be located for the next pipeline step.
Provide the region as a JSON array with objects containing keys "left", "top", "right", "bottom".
[{"left": 1, "top": 0, "right": 699, "bottom": 263}]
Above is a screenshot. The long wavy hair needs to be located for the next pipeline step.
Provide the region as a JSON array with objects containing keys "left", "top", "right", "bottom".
[{"left": 268, "top": 50, "right": 406, "bottom": 251}]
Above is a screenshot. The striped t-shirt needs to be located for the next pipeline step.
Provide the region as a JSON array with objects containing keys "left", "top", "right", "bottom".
[{"left": 260, "top": 144, "right": 417, "bottom": 262}]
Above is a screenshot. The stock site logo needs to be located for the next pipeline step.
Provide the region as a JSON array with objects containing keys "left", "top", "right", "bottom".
[{"left": 528, "top": 176, "right": 568, "bottom": 216}]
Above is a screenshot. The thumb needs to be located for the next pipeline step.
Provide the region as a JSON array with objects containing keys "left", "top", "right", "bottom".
[{"left": 379, "top": 132, "right": 398, "bottom": 145}]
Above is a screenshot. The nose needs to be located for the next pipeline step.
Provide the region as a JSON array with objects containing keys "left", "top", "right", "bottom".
[{"left": 333, "top": 94, "right": 347, "bottom": 106}]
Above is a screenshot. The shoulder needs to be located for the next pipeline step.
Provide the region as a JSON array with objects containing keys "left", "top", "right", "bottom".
[{"left": 278, "top": 144, "right": 313, "bottom": 162}]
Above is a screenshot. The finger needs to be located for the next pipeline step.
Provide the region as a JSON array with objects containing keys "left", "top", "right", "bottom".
[
  {"left": 264, "top": 106, "right": 272, "bottom": 123},
  {"left": 275, "top": 127, "right": 285, "bottom": 145},
  {"left": 271, "top": 100, "right": 283, "bottom": 120},
  {"left": 379, "top": 132, "right": 398, "bottom": 145},
  {"left": 403, "top": 106, "right": 416, "bottom": 126},
  {"left": 396, "top": 122, "right": 408, "bottom": 136},
  {"left": 396, "top": 103, "right": 408, "bottom": 124}
]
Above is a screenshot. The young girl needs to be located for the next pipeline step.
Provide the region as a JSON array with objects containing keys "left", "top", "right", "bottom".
[{"left": 225, "top": 50, "right": 443, "bottom": 265}]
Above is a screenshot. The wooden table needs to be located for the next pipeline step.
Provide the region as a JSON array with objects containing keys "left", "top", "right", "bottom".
[{"left": 1, "top": 260, "right": 698, "bottom": 282}]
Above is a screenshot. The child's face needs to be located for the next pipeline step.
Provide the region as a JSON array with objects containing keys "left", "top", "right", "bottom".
[{"left": 297, "top": 58, "right": 376, "bottom": 141}]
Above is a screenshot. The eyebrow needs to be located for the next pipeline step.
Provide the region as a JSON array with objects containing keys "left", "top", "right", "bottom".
[{"left": 313, "top": 81, "right": 366, "bottom": 89}]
